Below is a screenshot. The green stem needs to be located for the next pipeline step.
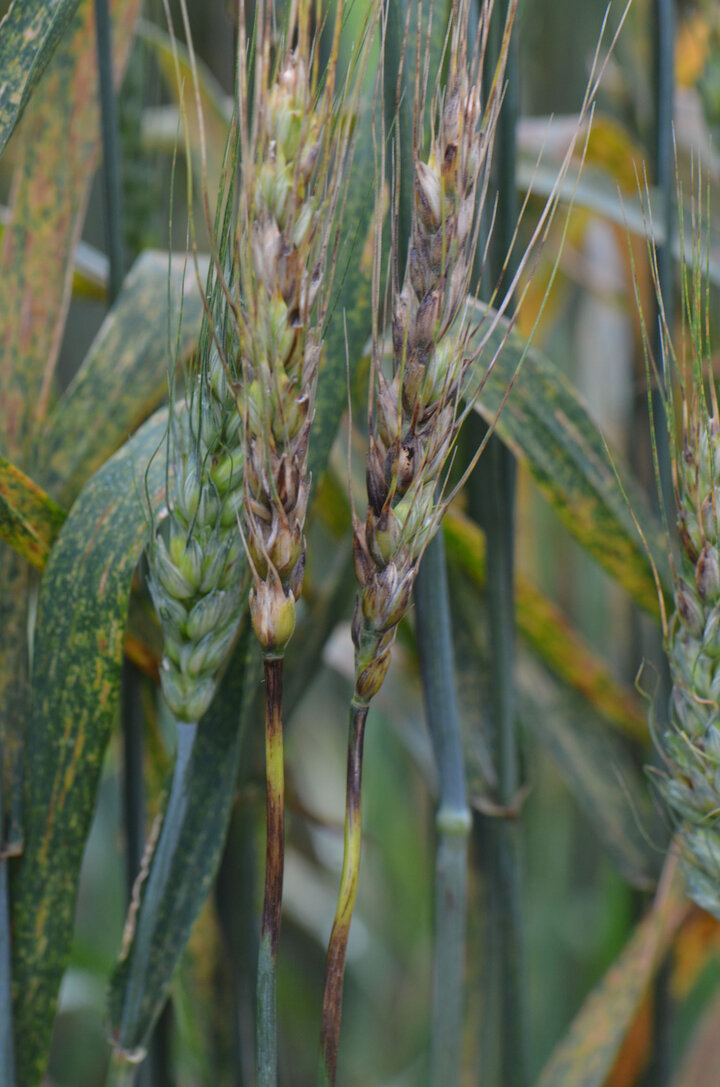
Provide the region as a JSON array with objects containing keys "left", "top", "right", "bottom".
[
  {"left": 650, "top": 0, "right": 675, "bottom": 518},
  {"left": 106, "top": 1050, "right": 138, "bottom": 1087},
  {"left": 476, "top": 434, "right": 527, "bottom": 1087},
  {"left": 414, "top": 533, "right": 471, "bottom": 1087},
  {"left": 472, "top": 1, "right": 527, "bottom": 1081},
  {"left": 217, "top": 801, "right": 258, "bottom": 1087},
  {"left": 94, "top": 0, "right": 125, "bottom": 303},
  {"left": 319, "top": 700, "right": 368, "bottom": 1087},
  {"left": 653, "top": 0, "right": 675, "bottom": 341},
  {"left": 0, "top": 784, "right": 14, "bottom": 1087},
  {"left": 256, "top": 657, "right": 285, "bottom": 1087}
]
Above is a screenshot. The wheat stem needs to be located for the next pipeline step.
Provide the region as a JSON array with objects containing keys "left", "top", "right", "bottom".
[
  {"left": 105, "top": 1051, "right": 136, "bottom": 1087},
  {"left": 93, "top": 0, "right": 125, "bottom": 304},
  {"left": 0, "top": 774, "right": 14, "bottom": 1087},
  {"left": 318, "top": 700, "right": 368, "bottom": 1087},
  {"left": 414, "top": 532, "right": 470, "bottom": 1087},
  {"left": 256, "top": 657, "right": 286, "bottom": 1087},
  {"left": 653, "top": 0, "right": 676, "bottom": 339},
  {"left": 319, "top": 4, "right": 518, "bottom": 1077},
  {"left": 471, "top": 2, "right": 528, "bottom": 1080}
]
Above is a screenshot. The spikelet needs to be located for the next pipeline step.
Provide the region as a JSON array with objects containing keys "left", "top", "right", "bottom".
[
  {"left": 233, "top": 11, "right": 365, "bottom": 657},
  {"left": 658, "top": 393, "right": 720, "bottom": 916},
  {"left": 147, "top": 339, "right": 246, "bottom": 723},
  {"left": 352, "top": 6, "right": 511, "bottom": 704},
  {"left": 634, "top": 170, "right": 720, "bottom": 916}
]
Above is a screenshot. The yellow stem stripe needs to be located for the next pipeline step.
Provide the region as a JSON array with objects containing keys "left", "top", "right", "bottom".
[
  {"left": 319, "top": 701, "right": 369, "bottom": 1086},
  {"left": 333, "top": 802, "right": 362, "bottom": 931}
]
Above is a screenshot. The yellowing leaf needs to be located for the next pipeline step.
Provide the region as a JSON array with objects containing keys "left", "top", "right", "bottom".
[{"left": 537, "top": 855, "right": 688, "bottom": 1087}]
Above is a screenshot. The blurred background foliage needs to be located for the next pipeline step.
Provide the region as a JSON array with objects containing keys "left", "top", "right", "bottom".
[{"left": 2, "top": 0, "right": 720, "bottom": 1084}]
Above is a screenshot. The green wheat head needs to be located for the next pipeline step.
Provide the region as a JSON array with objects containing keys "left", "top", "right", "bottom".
[{"left": 641, "top": 176, "right": 720, "bottom": 916}]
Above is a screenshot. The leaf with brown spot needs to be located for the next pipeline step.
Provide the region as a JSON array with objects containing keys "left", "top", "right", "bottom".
[
  {"left": 0, "top": 455, "right": 65, "bottom": 570},
  {"left": 138, "top": 19, "right": 231, "bottom": 210},
  {"left": 606, "top": 992, "right": 652, "bottom": 1087},
  {"left": 0, "top": 0, "right": 80, "bottom": 158},
  {"left": 537, "top": 855, "right": 689, "bottom": 1087},
  {"left": 469, "top": 303, "right": 672, "bottom": 617},
  {"left": 443, "top": 509, "right": 647, "bottom": 742},
  {"left": 671, "top": 908, "right": 720, "bottom": 1000},
  {"left": 0, "top": 0, "right": 142, "bottom": 468},
  {"left": 0, "top": 0, "right": 143, "bottom": 860},
  {"left": 0, "top": 209, "right": 109, "bottom": 301},
  {"left": 10, "top": 410, "right": 168, "bottom": 1087},
  {"left": 107, "top": 620, "right": 260, "bottom": 1059},
  {"left": 672, "top": 986, "right": 720, "bottom": 1087},
  {"left": 447, "top": 563, "right": 654, "bottom": 888},
  {"left": 41, "top": 250, "right": 208, "bottom": 506}
]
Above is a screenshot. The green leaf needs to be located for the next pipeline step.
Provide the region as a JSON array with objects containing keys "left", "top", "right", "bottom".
[
  {"left": 0, "top": 551, "right": 32, "bottom": 854},
  {"left": 308, "top": 99, "right": 375, "bottom": 490},
  {"left": 536, "top": 856, "right": 688, "bottom": 1087},
  {"left": 68, "top": 238, "right": 110, "bottom": 301},
  {"left": 284, "top": 473, "right": 357, "bottom": 717},
  {"left": 108, "top": 620, "right": 261, "bottom": 1058},
  {"left": 447, "top": 566, "right": 653, "bottom": 887},
  {"left": 106, "top": 30, "right": 377, "bottom": 1060},
  {"left": 0, "top": 0, "right": 142, "bottom": 874},
  {"left": 10, "top": 410, "right": 168, "bottom": 1087},
  {"left": 108, "top": 480, "right": 357, "bottom": 1058},
  {"left": 0, "top": 858, "right": 14, "bottom": 1085},
  {"left": 0, "top": 0, "right": 142, "bottom": 466},
  {"left": 517, "top": 154, "right": 720, "bottom": 290},
  {"left": 0, "top": 455, "right": 65, "bottom": 570},
  {"left": 316, "top": 468, "right": 647, "bottom": 744},
  {"left": 41, "top": 251, "right": 208, "bottom": 506},
  {"left": 470, "top": 305, "right": 672, "bottom": 617},
  {"left": 443, "top": 511, "right": 647, "bottom": 742},
  {"left": 517, "top": 657, "right": 654, "bottom": 890},
  {"left": 0, "top": 208, "right": 108, "bottom": 300},
  {"left": 0, "top": 0, "right": 80, "bottom": 158},
  {"left": 138, "top": 19, "right": 231, "bottom": 206}
]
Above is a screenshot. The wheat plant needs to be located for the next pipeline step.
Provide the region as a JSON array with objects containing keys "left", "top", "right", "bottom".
[
  {"left": 229, "top": 3, "right": 375, "bottom": 1081},
  {"left": 318, "top": 0, "right": 629, "bottom": 1079},
  {"left": 5, "top": 2, "right": 719, "bottom": 1086}
]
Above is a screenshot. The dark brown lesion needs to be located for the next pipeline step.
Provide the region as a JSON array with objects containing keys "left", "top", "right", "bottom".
[{"left": 319, "top": 933, "right": 348, "bottom": 1085}]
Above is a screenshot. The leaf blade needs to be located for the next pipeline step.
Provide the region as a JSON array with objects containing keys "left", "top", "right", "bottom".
[
  {"left": 536, "top": 856, "right": 688, "bottom": 1087},
  {"left": 10, "top": 410, "right": 168, "bottom": 1087},
  {"left": 138, "top": 19, "right": 231, "bottom": 206},
  {"left": 0, "top": 0, "right": 80, "bottom": 158},
  {"left": 443, "top": 510, "right": 647, "bottom": 742},
  {"left": 41, "top": 250, "right": 208, "bottom": 505},
  {"left": 0, "top": 0, "right": 142, "bottom": 465},
  {"left": 0, "top": 456, "right": 65, "bottom": 570},
  {"left": 108, "top": 625, "right": 261, "bottom": 1056},
  {"left": 470, "top": 307, "right": 672, "bottom": 616}
]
